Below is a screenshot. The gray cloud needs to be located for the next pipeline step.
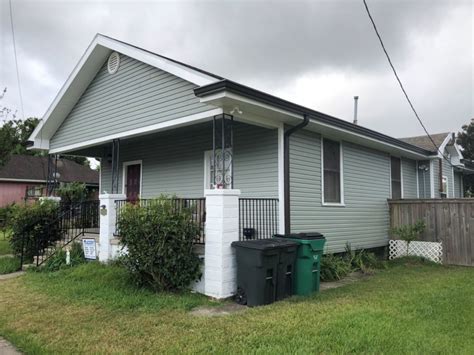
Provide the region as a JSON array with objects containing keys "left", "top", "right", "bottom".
[{"left": 0, "top": 0, "right": 472, "bottom": 138}]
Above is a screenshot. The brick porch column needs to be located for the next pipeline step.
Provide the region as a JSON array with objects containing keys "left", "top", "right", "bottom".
[
  {"left": 99, "top": 193, "right": 126, "bottom": 262},
  {"left": 204, "top": 189, "right": 241, "bottom": 299}
]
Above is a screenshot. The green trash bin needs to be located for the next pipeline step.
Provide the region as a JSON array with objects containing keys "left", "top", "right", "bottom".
[
  {"left": 232, "top": 239, "right": 298, "bottom": 306},
  {"left": 274, "top": 233, "right": 326, "bottom": 296}
]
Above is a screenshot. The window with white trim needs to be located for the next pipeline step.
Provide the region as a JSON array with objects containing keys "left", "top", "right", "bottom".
[
  {"left": 391, "top": 157, "right": 402, "bottom": 199},
  {"left": 322, "top": 139, "right": 343, "bottom": 204}
]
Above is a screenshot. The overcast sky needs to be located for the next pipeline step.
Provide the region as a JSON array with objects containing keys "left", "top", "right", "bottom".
[{"left": 1, "top": 0, "right": 473, "bottom": 139}]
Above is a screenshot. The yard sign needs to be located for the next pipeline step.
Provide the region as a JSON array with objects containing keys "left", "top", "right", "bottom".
[{"left": 82, "top": 239, "right": 97, "bottom": 260}]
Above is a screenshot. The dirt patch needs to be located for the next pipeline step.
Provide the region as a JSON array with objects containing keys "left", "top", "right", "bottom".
[
  {"left": 190, "top": 302, "right": 246, "bottom": 317},
  {"left": 0, "top": 271, "right": 25, "bottom": 281},
  {"left": 320, "top": 271, "right": 373, "bottom": 291},
  {"left": 0, "top": 337, "right": 22, "bottom": 355}
]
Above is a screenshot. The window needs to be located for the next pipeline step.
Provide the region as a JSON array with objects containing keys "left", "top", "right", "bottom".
[
  {"left": 322, "top": 139, "right": 343, "bottom": 204},
  {"left": 442, "top": 176, "right": 448, "bottom": 196},
  {"left": 391, "top": 157, "right": 402, "bottom": 199},
  {"left": 26, "top": 186, "right": 43, "bottom": 198}
]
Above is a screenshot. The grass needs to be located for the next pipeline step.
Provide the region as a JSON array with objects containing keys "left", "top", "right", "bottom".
[
  {"left": 0, "top": 256, "right": 20, "bottom": 274},
  {"left": 0, "top": 260, "right": 473, "bottom": 353},
  {"left": 0, "top": 229, "right": 12, "bottom": 256}
]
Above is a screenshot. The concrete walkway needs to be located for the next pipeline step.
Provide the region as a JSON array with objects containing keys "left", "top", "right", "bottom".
[
  {"left": 0, "top": 271, "right": 25, "bottom": 281},
  {"left": 0, "top": 337, "right": 21, "bottom": 355}
]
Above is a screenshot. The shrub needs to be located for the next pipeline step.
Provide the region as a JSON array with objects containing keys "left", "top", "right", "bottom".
[
  {"left": 9, "top": 200, "right": 62, "bottom": 262},
  {"left": 320, "top": 254, "right": 352, "bottom": 282},
  {"left": 43, "top": 242, "right": 86, "bottom": 272},
  {"left": 118, "top": 197, "right": 202, "bottom": 292},
  {"left": 0, "top": 203, "right": 15, "bottom": 230},
  {"left": 390, "top": 220, "right": 426, "bottom": 254},
  {"left": 0, "top": 256, "right": 21, "bottom": 274}
]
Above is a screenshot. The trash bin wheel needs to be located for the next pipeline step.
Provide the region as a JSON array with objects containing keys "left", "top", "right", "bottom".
[{"left": 235, "top": 287, "right": 247, "bottom": 305}]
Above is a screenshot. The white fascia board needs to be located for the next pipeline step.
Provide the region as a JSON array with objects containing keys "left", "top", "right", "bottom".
[
  {"left": 436, "top": 133, "right": 453, "bottom": 157},
  {"left": 49, "top": 108, "right": 223, "bottom": 154},
  {"left": 30, "top": 34, "right": 219, "bottom": 150},
  {"left": 201, "top": 90, "right": 430, "bottom": 160}
]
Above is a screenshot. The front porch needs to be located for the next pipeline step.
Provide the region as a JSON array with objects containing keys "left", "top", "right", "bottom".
[{"left": 57, "top": 115, "right": 283, "bottom": 298}]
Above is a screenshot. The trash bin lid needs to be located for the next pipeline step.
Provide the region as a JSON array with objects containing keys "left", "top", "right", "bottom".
[
  {"left": 232, "top": 239, "right": 298, "bottom": 250},
  {"left": 274, "top": 232, "right": 325, "bottom": 240}
]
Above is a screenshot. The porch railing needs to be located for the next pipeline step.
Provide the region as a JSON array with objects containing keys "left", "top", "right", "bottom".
[
  {"left": 239, "top": 198, "right": 279, "bottom": 241},
  {"left": 19, "top": 200, "right": 100, "bottom": 268},
  {"left": 115, "top": 198, "right": 206, "bottom": 244}
]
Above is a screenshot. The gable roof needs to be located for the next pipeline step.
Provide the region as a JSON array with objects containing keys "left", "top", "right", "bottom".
[
  {"left": 0, "top": 155, "right": 99, "bottom": 185},
  {"left": 29, "top": 34, "right": 445, "bottom": 159},
  {"left": 398, "top": 132, "right": 451, "bottom": 153},
  {"left": 29, "top": 34, "right": 221, "bottom": 150}
]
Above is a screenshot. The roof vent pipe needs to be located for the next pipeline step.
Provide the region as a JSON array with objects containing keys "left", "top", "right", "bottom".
[{"left": 353, "top": 96, "right": 359, "bottom": 125}]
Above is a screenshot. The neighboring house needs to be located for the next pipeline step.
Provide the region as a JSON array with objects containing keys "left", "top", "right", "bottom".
[
  {"left": 26, "top": 34, "right": 473, "bottom": 297},
  {"left": 399, "top": 132, "right": 468, "bottom": 199},
  {"left": 0, "top": 155, "right": 99, "bottom": 207}
]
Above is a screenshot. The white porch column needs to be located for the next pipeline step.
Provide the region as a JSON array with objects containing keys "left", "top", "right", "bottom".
[
  {"left": 204, "top": 189, "right": 241, "bottom": 299},
  {"left": 99, "top": 193, "right": 126, "bottom": 262}
]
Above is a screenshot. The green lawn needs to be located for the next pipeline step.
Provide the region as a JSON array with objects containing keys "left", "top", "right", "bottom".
[
  {"left": 0, "top": 260, "right": 473, "bottom": 353},
  {"left": 0, "top": 230, "right": 12, "bottom": 256}
]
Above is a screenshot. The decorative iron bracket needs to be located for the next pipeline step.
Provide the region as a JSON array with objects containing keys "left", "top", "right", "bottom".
[{"left": 212, "top": 114, "right": 234, "bottom": 189}]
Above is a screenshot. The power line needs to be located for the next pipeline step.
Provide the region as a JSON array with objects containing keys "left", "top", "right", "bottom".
[
  {"left": 9, "top": 0, "right": 25, "bottom": 120},
  {"left": 362, "top": 0, "right": 453, "bottom": 166}
]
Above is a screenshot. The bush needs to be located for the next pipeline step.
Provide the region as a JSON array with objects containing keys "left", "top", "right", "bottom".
[
  {"left": 118, "top": 197, "right": 202, "bottom": 292},
  {"left": 320, "top": 246, "right": 385, "bottom": 282},
  {"left": 0, "top": 256, "right": 21, "bottom": 274},
  {"left": 390, "top": 220, "right": 426, "bottom": 254},
  {"left": 42, "top": 242, "right": 86, "bottom": 272},
  {"left": 0, "top": 203, "right": 15, "bottom": 230},
  {"left": 9, "top": 200, "right": 62, "bottom": 262}
]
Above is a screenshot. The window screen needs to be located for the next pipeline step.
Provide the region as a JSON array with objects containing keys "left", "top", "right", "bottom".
[
  {"left": 323, "top": 139, "right": 341, "bottom": 203},
  {"left": 391, "top": 157, "right": 402, "bottom": 199}
]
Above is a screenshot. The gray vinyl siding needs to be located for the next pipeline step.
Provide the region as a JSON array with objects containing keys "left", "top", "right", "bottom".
[
  {"left": 453, "top": 172, "right": 463, "bottom": 198},
  {"left": 289, "top": 130, "right": 391, "bottom": 253},
  {"left": 417, "top": 160, "right": 431, "bottom": 198},
  {"left": 442, "top": 156, "right": 454, "bottom": 198},
  {"left": 402, "top": 158, "right": 418, "bottom": 198},
  {"left": 50, "top": 55, "right": 212, "bottom": 150},
  {"left": 100, "top": 121, "right": 278, "bottom": 198}
]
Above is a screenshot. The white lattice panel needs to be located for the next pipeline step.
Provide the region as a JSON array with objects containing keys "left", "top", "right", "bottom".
[{"left": 389, "top": 240, "right": 443, "bottom": 263}]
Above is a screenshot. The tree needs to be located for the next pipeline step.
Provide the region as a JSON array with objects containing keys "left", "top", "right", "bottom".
[{"left": 457, "top": 119, "right": 474, "bottom": 194}]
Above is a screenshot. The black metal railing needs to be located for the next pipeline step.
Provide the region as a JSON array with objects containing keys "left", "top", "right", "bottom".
[
  {"left": 19, "top": 200, "right": 100, "bottom": 268},
  {"left": 239, "top": 198, "right": 279, "bottom": 241},
  {"left": 115, "top": 198, "right": 206, "bottom": 244}
]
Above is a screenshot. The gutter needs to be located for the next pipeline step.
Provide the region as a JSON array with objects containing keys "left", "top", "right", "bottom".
[
  {"left": 284, "top": 114, "right": 310, "bottom": 234},
  {"left": 194, "top": 80, "right": 433, "bottom": 157}
]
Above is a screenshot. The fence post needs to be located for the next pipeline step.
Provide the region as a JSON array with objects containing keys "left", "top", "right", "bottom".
[
  {"left": 203, "top": 189, "right": 241, "bottom": 299},
  {"left": 99, "top": 193, "right": 126, "bottom": 262}
]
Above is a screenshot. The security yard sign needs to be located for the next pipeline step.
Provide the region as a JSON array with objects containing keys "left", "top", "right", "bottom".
[{"left": 82, "top": 239, "right": 97, "bottom": 260}]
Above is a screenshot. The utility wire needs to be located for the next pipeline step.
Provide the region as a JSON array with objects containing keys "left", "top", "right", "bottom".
[
  {"left": 362, "top": 0, "right": 453, "bottom": 166},
  {"left": 9, "top": 0, "right": 25, "bottom": 120}
]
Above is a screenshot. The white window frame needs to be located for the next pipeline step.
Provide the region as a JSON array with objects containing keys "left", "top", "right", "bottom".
[
  {"left": 204, "top": 150, "right": 213, "bottom": 191},
  {"left": 321, "top": 137, "right": 345, "bottom": 207},
  {"left": 122, "top": 160, "right": 143, "bottom": 198},
  {"left": 441, "top": 175, "right": 448, "bottom": 196},
  {"left": 390, "top": 156, "right": 404, "bottom": 199}
]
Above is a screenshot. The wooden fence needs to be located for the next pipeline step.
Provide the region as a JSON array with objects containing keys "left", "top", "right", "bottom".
[{"left": 389, "top": 199, "right": 474, "bottom": 266}]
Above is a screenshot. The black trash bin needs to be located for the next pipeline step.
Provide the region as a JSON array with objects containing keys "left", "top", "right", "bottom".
[{"left": 232, "top": 239, "right": 298, "bottom": 307}]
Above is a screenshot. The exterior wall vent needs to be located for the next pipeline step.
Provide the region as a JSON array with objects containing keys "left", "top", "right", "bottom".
[{"left": 107, "top": 52, "right": 120, "bottom": 74}]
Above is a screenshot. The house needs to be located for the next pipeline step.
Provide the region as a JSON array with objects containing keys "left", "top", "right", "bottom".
[
  {"left": 0, "top": 155, "right": 99, "bottom": 207},
  {"left": 27, "top": 34, "right": 472, "bottom": 298}
]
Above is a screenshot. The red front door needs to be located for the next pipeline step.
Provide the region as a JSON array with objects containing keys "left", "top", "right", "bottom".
[{"left": 126, "top": 164, "right": 141, "bottom": 201}]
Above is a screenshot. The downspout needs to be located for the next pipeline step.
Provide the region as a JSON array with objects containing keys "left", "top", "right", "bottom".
[{"left": 284, "top": 114, "right": 310, "bottom": 234}]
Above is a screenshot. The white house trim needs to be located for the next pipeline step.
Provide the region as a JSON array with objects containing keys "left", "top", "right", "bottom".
[
  {"left": 400, "top": 158, "right": 404, "bottom": 199},
  {"left": 451, "top": 167, "right": 455, "bottom": 198},
  {"left": 122, "top": 160, "right": 143, "bottom": 198},
  {"left": 277, "top": 123, "right": 285, "bottom": 233},
  {"left": 29, "top": 34, "right": 219, "bottom": 150},
  {"left": 430, "top": 160, "right": 435, "bottom": 198},
  {"left": 416, "top": 160, "right": 420, "bottom": 198},
  {"left": 49, "top": 108, "right": 223, "bottom": 154},
  {"left": 437, "top": 133, "right": 453, "bottom": 157},
  {"left": 321, "top": 137, "right": 345, "bottom": 207}
]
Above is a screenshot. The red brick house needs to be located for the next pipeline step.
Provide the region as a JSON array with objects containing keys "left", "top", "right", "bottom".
[{"left": 0, "top": 155, "right": 99, "bottom": 207}]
